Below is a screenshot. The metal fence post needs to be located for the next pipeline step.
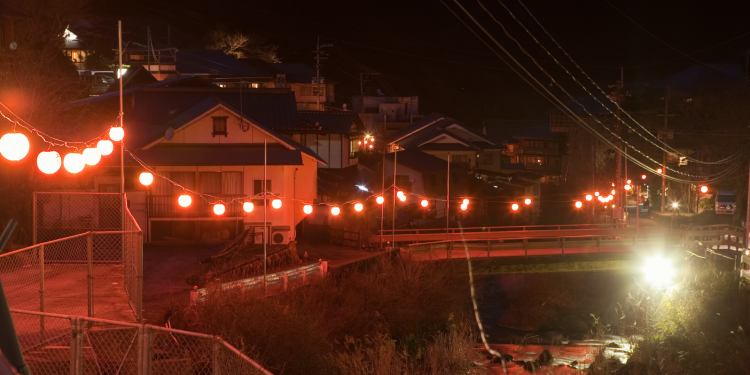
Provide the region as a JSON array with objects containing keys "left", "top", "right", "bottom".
[
  {"left": 136, "top": 324, "right": 150, "bottom": 375},
  {"left": 212, "top": 338, "right": 221, "bottom": 375},
  {"left": 137, "top": 232, "right": 144, "bottom": 322},
  {"left": 561, "top": 238, "right": 565, "bottom": 255},
  {"left": 86, "top": 232, "right": 94, "bottom": 317},
  {"left": 39, "top": 244, "right": 45, "bottom": 341},
  {"left": 70, "top": 317, "right": 83, "bottom": 375}
]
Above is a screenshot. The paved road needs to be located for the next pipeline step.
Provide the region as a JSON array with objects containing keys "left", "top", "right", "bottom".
[{"left": 142, "top": 245, "right": 220, "bottom": 323}]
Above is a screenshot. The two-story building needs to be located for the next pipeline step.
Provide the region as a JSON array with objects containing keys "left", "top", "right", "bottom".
[{"left": 66, "top": 78, "right": 322, "bottom": 244}]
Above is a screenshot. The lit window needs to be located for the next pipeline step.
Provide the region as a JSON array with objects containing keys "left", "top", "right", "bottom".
[
  {"left": 250, "top": 82, "right": 260, "bottom": 89},
  {"left": 212, "top": 117, "right": 228, "bottom": 137}
]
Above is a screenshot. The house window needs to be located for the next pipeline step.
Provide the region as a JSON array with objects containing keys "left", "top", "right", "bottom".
[
  {"left": 250, "top": 82, "right": 260, "bottom": 89},
  {"left": 253, "top": 179, "right": 272, "bottom": 205},
  {"left": 212, "top": 116, "right": 228, "bottom": 137},
  {"left": 350, "top": 138, "right": 360, "bottom": 158}
]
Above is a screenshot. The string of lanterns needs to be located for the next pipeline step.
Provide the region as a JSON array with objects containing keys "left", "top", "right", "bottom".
[
  {"left": 0, "top": 105, "right": 124, "bottom": 175},
  {"left": 0, "top": 104, "right": 539, "bottom": 218}
]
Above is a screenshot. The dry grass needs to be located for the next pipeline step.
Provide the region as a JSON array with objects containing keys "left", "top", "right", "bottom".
[{"left": 172, "top": 258, "right": 478, "bottom": 374}]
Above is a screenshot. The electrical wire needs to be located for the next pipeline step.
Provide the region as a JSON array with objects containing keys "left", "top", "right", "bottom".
[
  {"left": 443, "top": 0, "right": 739, "bottom": 185},
  {"left": 509, "top": 0, "right": 741, "bottom": 166},
  {"left": 475, "top": 0, "right": 731, "bottom": 178}
]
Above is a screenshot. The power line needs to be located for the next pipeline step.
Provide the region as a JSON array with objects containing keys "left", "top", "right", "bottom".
[
  {"left": 502, "top": 0, "right": 740, "bottom": 166},
  {"left": 442, "top": 0, "right": 739, "bottom": 185}
]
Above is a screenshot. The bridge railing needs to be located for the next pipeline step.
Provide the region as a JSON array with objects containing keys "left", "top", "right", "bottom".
[
  {"left": 378, "top": 223, "right": 617, "bottom": 236},
  {"left": 401, "top": 230, "right": 663, "bottom": 260},
  {"left": 10, "top": 308, "right": 272, "bottom": 375}
]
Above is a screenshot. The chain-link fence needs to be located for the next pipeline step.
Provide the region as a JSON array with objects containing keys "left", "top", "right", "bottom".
[
  {"left": 1, "top": 192, "right": 143, "bottom": 322},
  {"left": 10, "top": 308, "right": 272, "bottom": 375},
  {"left": 33, "top": 192, "right": 124, "bottom": 243}
]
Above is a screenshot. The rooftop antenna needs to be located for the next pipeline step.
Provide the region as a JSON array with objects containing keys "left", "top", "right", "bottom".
[{"left": 313, "top": 36, "right": 333, "bottom": 111}]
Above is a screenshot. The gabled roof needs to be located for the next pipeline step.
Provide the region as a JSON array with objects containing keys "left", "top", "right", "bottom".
[
  {"left": 387, "top": 113, "right": 498, "bottom": 151},
  {"left": 176, "top": 50, "right": 266, "bottom": 77},
  {"left": 385, "top": 149, "right": 447, "bottom": 171},
  {"left": 136, "top": 144, "right": 306, "bottom": 166},
  {"left": 63, "top": 83, "right": 324, "bottom": 164}
]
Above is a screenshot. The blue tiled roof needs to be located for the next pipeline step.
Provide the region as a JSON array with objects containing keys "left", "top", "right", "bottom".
[{"left": 137, "top": 144, "right": 304, "bottom": 166}]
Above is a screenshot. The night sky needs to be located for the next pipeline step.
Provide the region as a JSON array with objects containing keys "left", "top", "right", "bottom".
[{"left": 87, "top": 0, "right": 750, "bottom": 124}]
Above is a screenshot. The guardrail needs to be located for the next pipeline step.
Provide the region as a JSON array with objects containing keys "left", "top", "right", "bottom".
[
  {"left": 402, "top": 230, "right": 663, "bottom": 261},
  {"left": 195, "top": 261, "right": 329, "bottom": 303},
  {"left": 10, "top": 308, "right": 272, "bottom": 375}
]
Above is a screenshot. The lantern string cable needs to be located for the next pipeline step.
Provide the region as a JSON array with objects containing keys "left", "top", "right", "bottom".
[
  {"left": 496, "top": 0, "right": 740, "bottom": 166},
  {"left": 0, "top": 102, "right": 114, "bottom": 149},
  {"left": 127, "top": 149, "right": 672, "bottom": 211}
]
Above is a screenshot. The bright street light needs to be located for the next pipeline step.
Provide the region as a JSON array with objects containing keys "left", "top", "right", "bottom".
[
  {"left": 641, "top": 254, "right": 677, "bottom": 290},
  {"left": 671, "top": 201, "right": 679, "bottom": 210}
]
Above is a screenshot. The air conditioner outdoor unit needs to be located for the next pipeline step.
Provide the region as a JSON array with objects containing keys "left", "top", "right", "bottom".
[{"left": 271, "top": 228, "right": 290, "bottom": 244}]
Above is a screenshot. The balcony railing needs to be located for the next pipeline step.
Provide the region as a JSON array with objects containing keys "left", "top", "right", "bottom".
[{"left": 148, "top": 195, "right": 246, "bottom": 218}]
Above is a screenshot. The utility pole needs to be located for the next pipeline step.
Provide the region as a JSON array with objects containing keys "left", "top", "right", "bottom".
[
  {"left": 446, "top": 153, "right": 451, "bottom": 232},
  {"left": 660, "top": 88, "right": 671, "bottom": 212},
  {"left": 613, "top": 67, "right": 624, "bottom": 223}
]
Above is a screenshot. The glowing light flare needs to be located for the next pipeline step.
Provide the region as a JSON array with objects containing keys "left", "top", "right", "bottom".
[
  {"left": 459, "top": 203, "right": 468, "bottom": 211},
  {"left": 177, "top": 194, "right": 192, "bottom": 208},
  {"left": 97, "top": 140, "right": 114, "bottom": 156},
  {"left": 330, "top": 206, "right": 341, "bottom": 216},
  {"left": 610, "top": 189, "right": 616, "bottom": 195},
  {"left": 462, "top": 198, "right": 470, "bottom": 206},
  {"left": 641, "top": 254, "right": 677, "bottom": 290},
  {"left": 671, "top": 201, "right": 680, "bottom": 210},
  {"left": 0, "top": 132, "right": 30, "bottom": 161},
  {"left": 585, "top": 194, "right": 593, "bottom": 201},
  {"left": 353, "top": 202, "right": 364, "bottom": 212},
  {"left": 624, "top": 184, "right": 632, "bottom": 191},
  {"left": 138, "top": 171, "right": 154, "bottom": 186},
  {"left": 397, "top": 191, "right": 406, "bottom": 202},
  {"left": 375, "top": 195, "right": 385, "bottom": 205},
  {"left": 699, "top": 185, "right": 709, "bottom": 194},
  {"left": 420, "top": 199, "right": 429, "bottom": 208},
  {"left": 511, "top": 203, "right": 520, "bottom": 212},
  {"left": 212, "top": 203, "right": 226, "bottom": 216},
  {"left": 641, "top": 174, "right": 647, "bottom": 180},
  {"left": 594, "top": 191, "right": 600, "bottom": 197},
  {"left": 523, "top": 198, "right": 532, "bottom": 206},
  {"left": 626, "top": 179, "right": 632, "bottom": 185},
  {"left": 82, "top": 147, "right": 101, "bottom": 166},
  {"left": 243, "top": 201, "right": 254, "bottom": 213},
  {"left": 657, "top": 167, "right": 663, "bottom": 174},
  {"left": 63, "top": 152, "right": 85, "bottom": 174},
  {"left": 303, "top": 204, "right": 313, "bottom": 215},
  {"left": 37, "top": 151, "right": 62, "bottom": 174},
  {"left": 271, "top": 199, "right": 283, "bottom": 209},
  {"left": 574, "top": 201, "right": 583, "bottom": 209},
  {"left": 109, "top": 126, "right": 124, "bottom": 142}
]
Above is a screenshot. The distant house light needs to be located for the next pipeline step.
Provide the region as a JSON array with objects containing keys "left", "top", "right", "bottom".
[
  {"left": 355, "top": 184, "right": 369, "bottom": 192},
  {"left": 250, "top": 82, "right": 260, "bottom": 89},
  {"left": 63, "top": 27, "right": 77, "bottom": 42}
]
